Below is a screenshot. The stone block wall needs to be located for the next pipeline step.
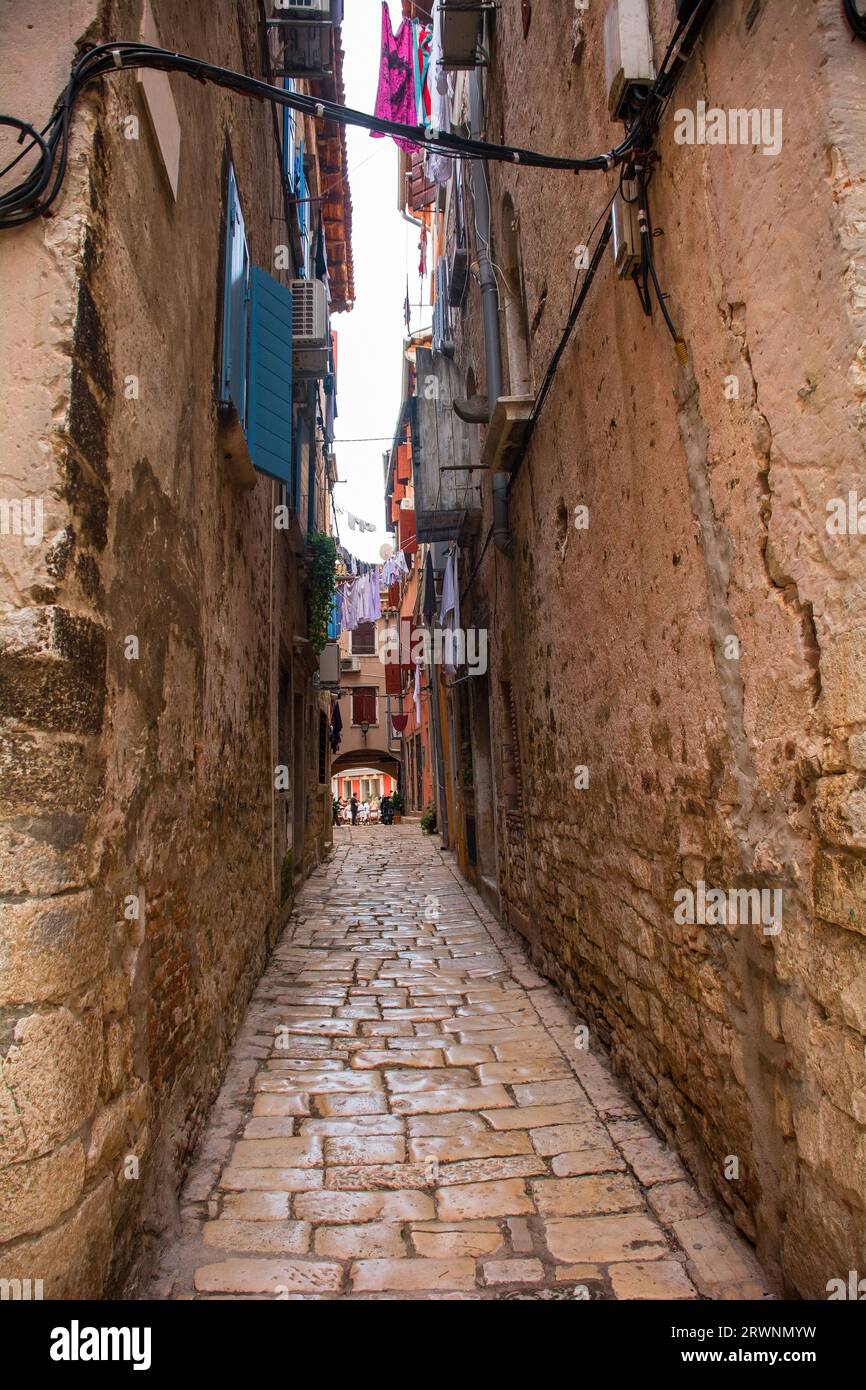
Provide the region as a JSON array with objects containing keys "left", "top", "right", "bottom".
[
  {"left": 453, "top": 0, "right": 866, "bottom": 1296},
  {"left": 0, "top": 0, "right": 330, "bottom": 1296}
]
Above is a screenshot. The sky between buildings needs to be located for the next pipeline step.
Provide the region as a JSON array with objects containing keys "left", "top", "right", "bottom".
[{"left": 330, "top": 0, "right": 430, "bottom": 564}]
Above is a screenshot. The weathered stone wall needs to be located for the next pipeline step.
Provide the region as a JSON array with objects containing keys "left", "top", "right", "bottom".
[
  {"left": 452, "top": 0, "right": 866, "bottom": 1296},
  {"left": 0, "top": 0, "right": 332, "bottom": 1296}
]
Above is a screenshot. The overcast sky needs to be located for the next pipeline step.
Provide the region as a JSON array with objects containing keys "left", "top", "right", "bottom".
[{"left": 330, "top": 1, "right": 429, "bottom": 564}]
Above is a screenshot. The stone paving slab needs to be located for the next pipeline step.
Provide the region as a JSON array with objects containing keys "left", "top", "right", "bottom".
[{"left": 148, "top": 827, "right": 775, "bottom": 1301}]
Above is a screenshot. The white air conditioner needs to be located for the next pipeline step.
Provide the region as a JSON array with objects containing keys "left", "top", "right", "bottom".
[
  {"left": 603, "top": 0, "right": 655, "bottom": 120},
  {"left": 272, "top": 1, "right": 331, "bottom": 18},
  {"left": 270, "top": 1, "right": 339, "bottom": 77},
  {"left": 292, "top": 278, "right": 330, "bottom": 378},
  {"left": 340, "top": 656, "right": 361, "bottom": 673},
  {"left": 317, "top": 641, "right": 341, "bottom": 687}
]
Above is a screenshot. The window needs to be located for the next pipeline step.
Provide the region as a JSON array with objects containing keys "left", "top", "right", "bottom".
[
  {"left": 318, "top": 710, "right": 328, "bottom": 785},
  {"left": 352, "top": 687, "right": 377, "bottom": 726},
  {"left": 219, "top": 158, "right": 295, "bottom": 490},
  {"left": 351, "top": 622, "right": 376, "bottom": 656},
  {"left": 221, "top": 163, "right": 250, "bottom": 426},
  {"left": 282, "top": 78, "right": 296, "bottom": 193}
]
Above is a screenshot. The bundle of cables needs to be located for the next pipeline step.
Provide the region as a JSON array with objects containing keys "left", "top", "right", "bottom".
[{"left": 1, "top": 0, "right": 715, "bottom": 231}]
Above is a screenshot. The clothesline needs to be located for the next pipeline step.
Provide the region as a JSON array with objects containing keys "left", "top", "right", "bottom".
[{"left": 331, "top": 550, "right": 412, "bottom": 639}]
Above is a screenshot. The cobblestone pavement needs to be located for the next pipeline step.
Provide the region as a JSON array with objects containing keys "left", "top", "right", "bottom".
[{"left": 150, "top": 826, "right": 774, "bottom": 1300}]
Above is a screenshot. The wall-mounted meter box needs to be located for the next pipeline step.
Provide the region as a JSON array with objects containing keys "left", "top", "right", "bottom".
[
  {"left": 611, "top": 184, "right": 642, "bottom": 278},
  {"left": 603, "top": 0, "right": 655, "bottom": 120}
]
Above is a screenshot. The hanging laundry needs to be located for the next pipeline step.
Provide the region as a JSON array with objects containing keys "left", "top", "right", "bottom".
[
  {"left": 413, "top": 20, "right": 433, "bottom": 129},
  {"left": 439, "top": 548, "right": 460, "bottom": 676},
  {"left": 372, "top": 3, "right": 418, "bottom": 152},
  {"left": 426, "top": 2, "right": 453, "bottom": 186},
  {"left": 330, "top": 700, "right": 343, "bottom": 754},
  {"left": 356, "top": 572, "right": 373, "bottom": 625},
  {"left": 341, "top": 577, "right": 360, "bottom": 633},
  {"left": 422, "top": 549, "right": 436, "bottom": 622},
  {"left": 404, "top": 278, "right": 412, "bottom": 332}
]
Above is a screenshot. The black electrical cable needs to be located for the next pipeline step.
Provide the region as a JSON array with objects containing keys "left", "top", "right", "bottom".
[
  {"left": 505, "top": 0, "right": 719, "bottom": 485},
  {"left": 509, "top": 214, "right": 614, "bottom": 482},
  {"left": 0, "top": 0, "right": 720, "bottom": 232},
  {"left": 634, "top": 160, "right": 687, "bottom": 361},
  {"left": 843, "top": 0, "right": 866, "bottom": 41},
  {"left": 0, "top": 40, "right": 642, "bottom": 229}
]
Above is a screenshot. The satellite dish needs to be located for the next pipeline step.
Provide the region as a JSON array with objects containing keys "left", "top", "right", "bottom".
[{"left": 379, "top": 544, "right": 394, "bottom": 561}]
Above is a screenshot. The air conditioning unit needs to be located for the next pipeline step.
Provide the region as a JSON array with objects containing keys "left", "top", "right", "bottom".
[
  {"left": 292, "top": 278, "right": 330, "bottom": 378},
  {"left": 271, "top": 1, "right": 330, "bottom": 20},
  {"left": 340, "top": 656, "right": 361, "bottom": 673},
  {"left": 603, "top": 0, "right": 655, "bottom": 120},
  {"left": 317, "top": 641, "right": 340, "bottom": 687},
  {"left": 432, "top": 258, "right": 454, "bottom": 357},
  {"left": 270, "top": 1, "right": 340, "bottom": 77}
]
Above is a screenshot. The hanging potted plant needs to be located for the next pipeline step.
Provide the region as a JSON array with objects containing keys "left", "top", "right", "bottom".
[{"left": 307, "top": 531, "right": 337, "bottom": 655}]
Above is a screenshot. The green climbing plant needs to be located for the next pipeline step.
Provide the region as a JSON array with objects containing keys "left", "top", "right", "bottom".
[{"left": 308, "top": 531, "right": 338, "bottom": 654}]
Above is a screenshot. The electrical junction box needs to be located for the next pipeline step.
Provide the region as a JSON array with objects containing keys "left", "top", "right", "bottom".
[
  {"left": 611, "top": 183, "right": 641, "bottom": 277},
  {"left": 604, "top": 0, "right": 655, "bottom": 120}
]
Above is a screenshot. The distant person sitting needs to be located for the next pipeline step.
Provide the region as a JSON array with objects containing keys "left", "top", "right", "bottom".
[{"left": 350, "top": 795, "right": 359, "bottom": 825}]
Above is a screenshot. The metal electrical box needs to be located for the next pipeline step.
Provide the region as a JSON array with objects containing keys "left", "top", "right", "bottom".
[
  {"left": 611, "top": 183, "right": 642, "bottom": 277},
  {"left": 603, "top": 0, "right": 655, "bottom": 119}
]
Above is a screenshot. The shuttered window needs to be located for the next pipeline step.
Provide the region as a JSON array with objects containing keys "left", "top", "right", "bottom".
[
  {"left": 351, "top": 622, "right": 376, "bottom": 656},
  {"left": 219, "top": 160, "right": 294, "bottom": 491},
  {"left": 282, "top": 78, "right": 296, "bottom": 193},
  {"left": 247, "top": 265, "right": 294, "bottom": 489},
  {"left": 352, "top": 687, "right": 378, "bottom": 726},
  {"left": 220, "top": 163, "right": 250, "bottom": 425}
]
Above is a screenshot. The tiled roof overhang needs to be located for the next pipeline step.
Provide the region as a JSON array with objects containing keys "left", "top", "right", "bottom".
[{"left": 313, "top": 28, "right": 354, "bottom": 314}]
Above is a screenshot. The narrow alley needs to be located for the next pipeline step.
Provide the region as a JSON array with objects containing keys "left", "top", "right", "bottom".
[
  {"left": 149, "top": 824, "right": 771, "bottom": 1301},
  {"left": 3, "top": 0, "right": 866, "bottom": 1351}
]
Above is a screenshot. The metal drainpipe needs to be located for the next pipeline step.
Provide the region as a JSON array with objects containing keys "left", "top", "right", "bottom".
[
  {"left": 469, "top": 53, "right": 511, "bottom": 555},
  {"left": 469, "top": 68, "right": 502, "bottom": 414}
]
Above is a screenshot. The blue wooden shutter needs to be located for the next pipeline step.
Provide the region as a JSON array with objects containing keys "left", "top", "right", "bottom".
[
  {"left": 247, "top": 266, "right": 294, "bottom": 487},
  {"left": 221, "top": 164, "right": 250, "bottom": 424}
]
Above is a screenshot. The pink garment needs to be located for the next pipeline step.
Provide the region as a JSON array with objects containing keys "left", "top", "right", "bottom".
[{"left": 372, "top": 3, "right": 418, "bottom": 152}]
